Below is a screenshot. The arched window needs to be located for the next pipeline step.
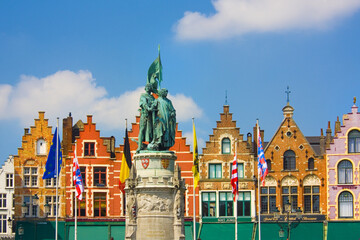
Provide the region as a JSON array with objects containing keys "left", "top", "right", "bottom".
[
  {"left": 348, "top": 130, "right": 360, "bottom": 153},
  {"left": 36, "top": 139, "right": 46, "bottom": 155},
  {"left": 308, "top": 158, "right": 315, "bottom": 170},
  {"left": 338, "top": 160, "right": 353, "bottom": 184},
  {"left": 339, "top": 191, "right": 353, "bottom": 218},
  {"left": 283, "top": 150, "right": 296, "bottom": 170},
  {"left": 222, "top": 138, "right": 231, "bottom": 154},
  {"left": 266, "top": 159, "right": 271, "bottom": 171}
]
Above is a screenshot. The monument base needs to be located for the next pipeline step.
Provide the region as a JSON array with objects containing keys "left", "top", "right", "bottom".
[{"left": 125, "top": 151, "right": 185, "bottom": 240}]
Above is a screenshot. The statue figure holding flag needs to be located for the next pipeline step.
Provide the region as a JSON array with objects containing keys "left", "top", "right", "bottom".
[{"left": 137, "top": 47, "right": 176, "bottom": 152}]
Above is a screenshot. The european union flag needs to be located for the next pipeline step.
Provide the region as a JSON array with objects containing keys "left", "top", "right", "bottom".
[{"left": 42, "top": 127, "right": 62, "bottom": 179}]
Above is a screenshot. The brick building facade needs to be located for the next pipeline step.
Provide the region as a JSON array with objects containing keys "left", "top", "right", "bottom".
[
  {"left": 260, "top": 103, "right": 327, "bottom": 221},
  {"left": 14, "top": 112, "right": 66, "bottom": 221},
  {"left": 199, "top": 105, "right": 256, "bottom": 221}
]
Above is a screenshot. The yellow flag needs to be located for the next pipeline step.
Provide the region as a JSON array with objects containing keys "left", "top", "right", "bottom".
[{"left": 192, "top": 121, "right": 200, "bottom": 188}]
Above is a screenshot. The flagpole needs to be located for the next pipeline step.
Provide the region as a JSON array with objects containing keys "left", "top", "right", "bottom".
[
  {"left": 56, "top": 117, "right": 59, "bottom": 240},
  {"left": 74, "top": 141, "right": 78, "bottom": 240},
  {"left": 235, "top": 139, "right": 238, "bottom": 240},
  {"left": 257, "top": 119, "right": 261, "bottom": 240},
  {"left": 192, "top": 118, "right": 196, "bottom": 240}
]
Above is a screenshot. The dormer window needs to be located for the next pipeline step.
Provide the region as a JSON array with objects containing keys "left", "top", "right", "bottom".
[
  {"left": 36, "top": 139, "right": 46, "bottom": 155},
  {"left": 221, "top": 138, "right": 231, "bottom": 154}
]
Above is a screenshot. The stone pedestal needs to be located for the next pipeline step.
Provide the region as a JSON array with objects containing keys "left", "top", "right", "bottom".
[{"left": 125, "top": 151, "right": 185, "bottom": 240}]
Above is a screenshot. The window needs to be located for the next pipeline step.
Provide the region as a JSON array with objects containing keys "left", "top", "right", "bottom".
[
  {"left": 84, "top": 142, "right": 95, "bottom": 156},
  {"left": 308, "top": 158, "right": 315, "bottom": 170},
  {"left": 348, "top": 130, "right": 360, "bottom": 153},
  {"left": 260, "top": 187, "right": 276, "bottom": 213},
  {"left": 24, "top": 196, "right": 38, "bottom": 217},
  {"left": 202, "top": 192, "right": 216, "bottom": 217},
  {"left": 0, "top": 215, "right": 6, "bottom": 233},
  {"left": 283, "top": 150, "right": 296, "bottom": 170},
  {"left": 266, "top": 160, "right": 271, "bottom": 171},
  {"left": 36, "top": 139, "right": 46, "bottom": 155},
  {"left": 94, "top": 167, "right": 106, "bottom": 186},
  {"left": 219, "top": 192, "right": 233, "bottom": 216},
  {"left": 6, "top": 174, "right": 13, "bottom": 188},
  {"left": 94, "top": 192, "right": 106, "bottom": 217},
  {"left": 209, "top": 164, "right": 222, "bottom": 179},
  {"left": 221, "top": 138, "right": 231, "bottom": 154},
  {"left": 238, "top": 163, "right": 244, "bottom": 178},
  {"left": 23, "top": 167, "right": 38, "bottom": 187},
  {"left": 304, "top": 186, "right": 320, "bottom": 213},
  {"left": 45, "top": 196, "right": 59, "bottom": 217},
  {"left": 237, "top": 192, "right": 251, "bottom": 216},
  {"left": 80, "top": 167, "right": 86, "bottom": 186},
  {"left": 0, "top": 194, "right": 6, "bottom": 208},
  {"left": 282, "top": 186, "right": 298, "bottom": 212},
  {"left": 339, "top": 191, "right": 353, "bottom": 218},
  {"left": 73, "top": 193, "right": 86, "bottom": 217},
  {"left": 45, "top": 178, "right": 56, "bottom": 187},
  {"left": 338, "top": 160, "right": 353, "bottom": 184}
]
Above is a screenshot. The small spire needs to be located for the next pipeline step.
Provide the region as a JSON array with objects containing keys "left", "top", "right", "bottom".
[
  {"left": 354, "top": 96, "right": 357, "bottom": 105},
  {"left": 225, "top": 90, "right": 228, "bottom": 105},
  {"left": 285, "top": 86, "right": 291, "bottom": 104}
]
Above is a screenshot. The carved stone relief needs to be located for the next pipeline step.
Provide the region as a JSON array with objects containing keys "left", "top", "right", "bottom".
[
  {"left": 137, "top": 194, "right": 172, "bottom": 214},
  {"left": 281, "top": 175, "right": 299, "bottom": 186},
  {"left": 264, "top": 176, "right": 277, "bottom": 186},
  {"left": 303, "top": 174, "right": 321, "bottom": 186}
]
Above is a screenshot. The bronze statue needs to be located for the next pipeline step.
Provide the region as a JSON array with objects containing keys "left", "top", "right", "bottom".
[
  {"left": 148, "top": 88, "right": 176, "bottom": 151},
  {"left": 136, "top": 83, "right": 155, "bottom": 153}
]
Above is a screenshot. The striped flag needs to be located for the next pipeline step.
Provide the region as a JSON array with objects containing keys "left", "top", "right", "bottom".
[
  {"left": 231, "top": 153, "right": 238, "bottom": 202},
  {"left": 192, "top": 121, "right": 200, "bottom": 189},
  {"left": 119, "top": 128, "right": 132, "bottom": 192},
  {"left": 257, "top": 125, "right": 268, "bottom": 186},
  {"left": 73, "top": 146, "right": 84, "bottom": 200}
]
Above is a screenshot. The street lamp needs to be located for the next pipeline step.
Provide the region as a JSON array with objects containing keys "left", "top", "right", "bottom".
[
  {"left": 21, "top": 202, "right": 28, "bottom": 217},
  {"left": 33, "top": 194, "right": 39, "bottom": 206},
  {"left": 44, "top": 203, "right": 50, "bottom": 217},
  {"left": 276, "top": 200, "right": 302, "bottom": 240}
]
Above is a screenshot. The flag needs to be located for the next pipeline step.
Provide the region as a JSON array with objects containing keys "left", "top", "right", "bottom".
[
  {"left": 231, "top": 153, "right": 238, "bottom": 202},
  {"left": 192, "top": 121, "right": 200, "bottom": 189},
  {"left": 43, "top": 127, "right": 62, "bottom": 179},
  {"left": 257, "top": 125, "right": 268, "bottom": 186},
  {"left": 147, "top": 45, "right": 163, "bottom": 89},
  {"left": 119, "top": 128, "right": 132, "bottom": 192},
  {"left": 73, "top": 146, "right": 84, "bottom": 200}
]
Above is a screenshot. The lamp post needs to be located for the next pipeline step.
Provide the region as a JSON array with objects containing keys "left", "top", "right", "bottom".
[
  {"left": 44, "top": 203, "right": 50, "bottom": 217},
  {"left": 21, "top": 202, "right": 28, "bottom": 217},
  {"left": 274, "top": 200, "right": 302, "bottom": 240}
]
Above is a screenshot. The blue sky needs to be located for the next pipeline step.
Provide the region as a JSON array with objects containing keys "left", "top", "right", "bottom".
[{"left": 1, "top": 0, "right": 360, "bottom": 164}]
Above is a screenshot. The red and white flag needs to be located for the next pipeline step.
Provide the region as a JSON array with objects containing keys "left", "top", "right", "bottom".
[
  {"left": 257, "top": 125, "right": 268, "bottom": 186},
  {"left": 231, "top": 153, "right": 238, "bottom": 202},
  {"left": 73, "top": 147, "right": 84, "bottom": 200}
]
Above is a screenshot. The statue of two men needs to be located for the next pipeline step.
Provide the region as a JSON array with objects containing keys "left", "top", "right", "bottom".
[{"left": 136, "top": 84, "right": 176, "bottom": 153}]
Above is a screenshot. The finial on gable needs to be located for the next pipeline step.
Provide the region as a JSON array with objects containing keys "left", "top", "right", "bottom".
[
  {"left": 225, "top": 90, "right": 228, "bottom": 105},
  {"left": 285, "top": 86, "right": 291, "bottom": 105},
  {"left": 354, "top": 96, "right": 356, "bottom": 105}
]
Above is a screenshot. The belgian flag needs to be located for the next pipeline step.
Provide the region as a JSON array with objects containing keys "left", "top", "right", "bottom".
[{"left": 119, "top": 128, "right": 132, "bottom": 192}]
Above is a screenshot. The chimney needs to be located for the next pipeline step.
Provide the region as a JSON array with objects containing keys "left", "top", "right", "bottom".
[
  {"left": 335, "top": 116, "right": 341, "bottom": 136},
  {"left": 62, "top": 113, "right": 73, "bottom": 157},
  {"left": 320, "top": 128, "right": 325, "bottom": 155},
  {"left": 326, "top": 121, "right": 332, "bottom": 149}
]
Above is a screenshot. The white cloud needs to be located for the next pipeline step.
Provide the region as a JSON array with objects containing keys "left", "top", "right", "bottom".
[
  {"left": 0, "top": 70, "right": 203, "bottom": 131},
  {"left": 174, "top": 0, "right": 360, "bottom": 40}
]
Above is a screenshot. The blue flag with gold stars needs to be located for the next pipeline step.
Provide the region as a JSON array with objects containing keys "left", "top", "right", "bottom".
[{"left": 42, "top": 127, "right": 62, "bottom": 179}]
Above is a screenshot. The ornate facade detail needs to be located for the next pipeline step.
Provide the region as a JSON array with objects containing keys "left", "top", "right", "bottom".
[
  {"left": 281, "top": 175, "right": 299, "bottom": 186},
  {"left": 137, "top": 194, "right": 172, "bottom": 214},
  {"left": 264, "top": 176, "right": 277, "bottom": 186},
  {"left": 303, "top": 174, "right": 321, "bottom": 186}
]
